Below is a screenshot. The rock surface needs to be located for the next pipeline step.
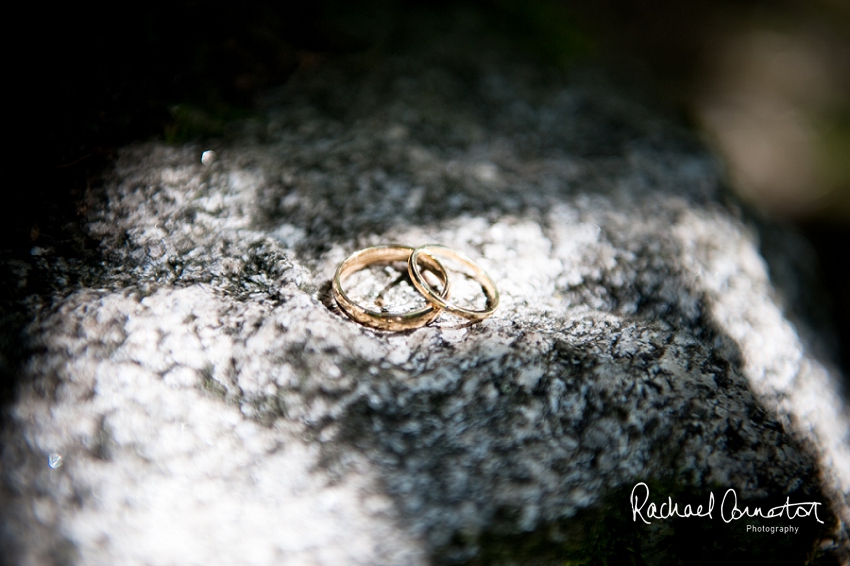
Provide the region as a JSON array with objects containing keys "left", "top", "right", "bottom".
[{"left": 2, "top": 12, "right": 849, "bottom": 566}]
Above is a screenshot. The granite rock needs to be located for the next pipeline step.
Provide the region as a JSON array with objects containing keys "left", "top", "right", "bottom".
[{"left": 2, "top": 16, "right": 849, "bottom": 566}]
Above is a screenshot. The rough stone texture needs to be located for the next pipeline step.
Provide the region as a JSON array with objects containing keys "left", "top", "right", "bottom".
[{"left": 2, "top": 16, "right": 849, "bottom": 566}]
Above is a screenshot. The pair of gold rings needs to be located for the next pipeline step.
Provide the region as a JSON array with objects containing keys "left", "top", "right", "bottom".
[{"left": 332, "top": 244, "right": 499, "bottom": 331}]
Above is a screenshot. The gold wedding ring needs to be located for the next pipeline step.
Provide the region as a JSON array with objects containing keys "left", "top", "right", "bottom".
[
  {"left": 332, "top": 243, "right": 498, "bottom": 330},
  {"left": 408, "top": 244, "right": 499, "bottom": 321},
  {"left": 332, "top": 245, "right": 451, "bottom": 331}
]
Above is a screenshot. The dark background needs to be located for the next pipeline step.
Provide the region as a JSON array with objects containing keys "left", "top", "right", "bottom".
[{"left": 7, "top": 0, "right": 850, "bottom": 374}]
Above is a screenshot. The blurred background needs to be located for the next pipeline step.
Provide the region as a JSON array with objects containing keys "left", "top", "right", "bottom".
[{"left": 11, "top": 0, "right": 850, "bottom": 371}]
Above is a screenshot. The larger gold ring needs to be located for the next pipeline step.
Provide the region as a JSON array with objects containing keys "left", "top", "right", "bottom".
[
  {"left": 408, "top": 244, "right": 499, "bottom": 321},
  {"left": 332, "top": 245, "right": 451, "bottom": 331}
]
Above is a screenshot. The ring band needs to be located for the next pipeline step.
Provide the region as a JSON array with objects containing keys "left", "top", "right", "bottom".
[
  {"left": 332, "top": 245, "right": 451, "bottom": 331},
  {"left": 407, "top": 244, "right": 499, "bottom": 321}
]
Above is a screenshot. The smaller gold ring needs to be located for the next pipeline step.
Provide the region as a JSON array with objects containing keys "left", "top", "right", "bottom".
[
  {"left": 332, "top": 245, "right": 451, "bottom": 331},
  {"left": 408, "top": 244, "right": 499, "bottom": 321}
]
